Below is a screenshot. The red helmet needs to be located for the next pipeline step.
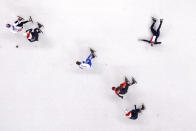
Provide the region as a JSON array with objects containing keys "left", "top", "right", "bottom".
[
  {"left": 112, "top": 87, "right": 116, "bottom": 90},
  {"left": 18, "top": 17, "right": 23, "bottom": 21},
  {"left": 76, "top": 61, "right": 81, "bottom": 65}
]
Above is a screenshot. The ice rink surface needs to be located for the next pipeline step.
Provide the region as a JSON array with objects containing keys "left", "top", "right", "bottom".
[{"left": 0, "top": 0, "right": 196, "bottom": 130}]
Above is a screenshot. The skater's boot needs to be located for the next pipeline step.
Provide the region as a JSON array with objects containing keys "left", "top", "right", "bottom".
[
  {"left": 34, "top": 28, "right": 43, "bottom": 34},
  {"left": 131, "top": 77, "right": 137, "bottom": 85},
  {"left": 29, "top": 16, "right": 33, "bottom": 23},
  {"left": 37, "top": 22, "right": 43, "bottom": 29},
  {"left": 92, "top": 53, "right": 96, "bottom": 58},
  {"left": 152, "top": 17, "right": 156, "bottom": 22},
  {"left": 125, "top": 77, "right": 132, "bottom": 85},
  {"left": 90, "top": 48, "right": 96, "bottom": 58},
  {"left": 125, "top": 77, "right": 129, "bottom": 83},
  {"left": 141, "top": 104, "right": 145, "bottom": 110},
  {"left": 90, "top": 48, "right": 95, "bottom": 53}
]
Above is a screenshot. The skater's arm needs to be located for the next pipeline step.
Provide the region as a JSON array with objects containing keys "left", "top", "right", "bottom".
[
  {"left": 114, "top": 90, "right": 123, "bottom": 99},
  {"left": 117, "top": 94, "right": 123, "bottom": 99},
  {"left": 139, "top": 39, "right": 151, "bottom": 43},
  {"left": 79, "top": 63, "right": 90, "bottom": 69},
  {"left": 14, "top": 20, "right": 18, "bottom": 24},
  {"left": 26, "top": 29, "right": 32, "bottom": 32}
]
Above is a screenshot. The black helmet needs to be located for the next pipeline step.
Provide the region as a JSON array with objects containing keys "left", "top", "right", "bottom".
[{"left": 76, "top": 61, "right": 81, "bottom": 65}]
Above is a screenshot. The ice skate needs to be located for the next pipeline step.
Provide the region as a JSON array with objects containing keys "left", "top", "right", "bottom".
[
  {"left": 141, "top": 104, "right": 145, "bottom": 110},
  {"left": 90, "top": 48, "right": 96, "bottom": 58},
  {"left": 125, "top": 76, "right": 129, "bottom": 83},
  {"left": 29, "top": 16, "right": 33, "bottom": 23},
  {"left": 152, "top": 17, "right": 157, "bottom": 22},
  {"left": 37, "top": 22, "right": 43, "bottom": 28},
  {"left": 131, "top": 77, "right": 137, "bottom": 85}
]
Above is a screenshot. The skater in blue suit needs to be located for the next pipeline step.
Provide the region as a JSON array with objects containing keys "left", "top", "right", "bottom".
[{"left": 76, "top": 48, "right": 96, "bottom": 69}]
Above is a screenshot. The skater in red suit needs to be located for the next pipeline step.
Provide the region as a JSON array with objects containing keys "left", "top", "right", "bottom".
[{"left": 112, "top": 77, "right": 137, "bottom": 99}]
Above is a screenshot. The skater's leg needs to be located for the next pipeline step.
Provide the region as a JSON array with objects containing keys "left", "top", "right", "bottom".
[
  {"left": 85, "top": 59, "right": 92, "bottom": 66},
  {"left": 125, "top": 77, "right": 136, "bottom": 85},
  {"left": 31, "top": 28, "right": 40, "bottom": 41},
  {"left": 87, "top": 53, "right": 94, "bottom": 60},
  {"left": 34, "top": 28, "right": 42, "bottom": 34},
  {"left": 85, "top": 53, "right": 93, "bottom": 66},
  {"left": 154, "top": 36, "right": 159, "bottom": 43},
  {"left": 125, "top": 77, "right": 129, "bottom": 83},
  {"left": 157, "top": 20, "right": 163, "bottom": 34},
  {"left": 131, "top": 77, "right": 137, "bottom": 85},
  {"left": 134, "top": 105, "right": 137, "bottom": 110},
  {"left": 155, "top": 20, "right": 163, "bottom": 42},
  {"left": 150, "top": 21, "right": 157, "bottom": 35},
  {"left": 17, "top": 21, "right": 29, "bottom": 27},
  {"left": 136, "top": 109, "right": 141, "bottom": 113},
  {"left": 154, "top": 21, "right": 162, "bottom": 43}
]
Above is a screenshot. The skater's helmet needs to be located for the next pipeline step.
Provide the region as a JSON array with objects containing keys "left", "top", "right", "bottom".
[
  {"left": 112, "top": 87, "right": 116, "bottom": 90},
  {"left": 6, "top": 24, "right": 11, "bottom": 28},
  {"left": 18, "top": 17, "right": 22, "bottom": 21},
  {"left": 76, "top": 61, "right": 81, "bottom": 65}
]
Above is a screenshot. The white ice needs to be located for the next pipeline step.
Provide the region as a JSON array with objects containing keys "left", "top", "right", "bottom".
[{"left": 0, "top": 0, "right": 196, "bottom": 131}]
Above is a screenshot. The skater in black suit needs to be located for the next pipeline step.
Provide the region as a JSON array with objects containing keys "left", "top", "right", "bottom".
[
  {"left": 125, "top": 104, "right": 145, "bottom": 120},
  {"left": 140, "top": 17, "right": 163, "bottom": 46},
  {"left": 25, "top": 22, "right": 43, "bottom": 42}
]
